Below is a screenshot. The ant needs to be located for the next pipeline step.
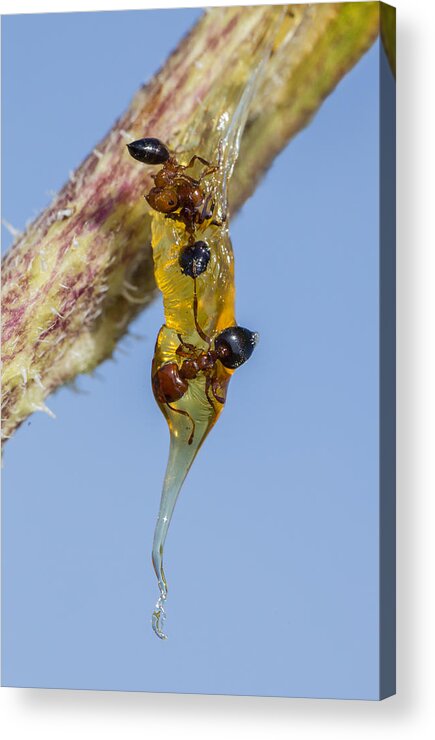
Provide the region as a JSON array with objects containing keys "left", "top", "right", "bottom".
[
  {"left": 152, "top": 324, "right": 258, "bottom": 445},
  {"left": 152, "top": 242, "right": 258, "bottom": 444},
  {"left": 127, "top": 137, "right": 220, "bottom": 239}
]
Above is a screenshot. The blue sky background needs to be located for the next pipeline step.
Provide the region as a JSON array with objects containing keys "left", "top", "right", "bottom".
[{"left": 2, "top": 9, "right": 380, "bottom": 699}]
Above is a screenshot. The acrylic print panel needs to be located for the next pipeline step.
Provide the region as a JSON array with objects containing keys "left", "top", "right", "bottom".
[{"left": 1, "top": 4, "right": 396, "bottom": 700}]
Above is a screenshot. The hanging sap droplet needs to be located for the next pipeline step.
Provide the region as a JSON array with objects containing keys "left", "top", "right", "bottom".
[{"left": 146, "top": 9, "right": 283, "bottom": 638}]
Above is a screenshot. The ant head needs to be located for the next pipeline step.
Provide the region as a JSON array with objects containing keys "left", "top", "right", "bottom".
[
  {"left": 214, "top": 326, "right": 259, "bottom": 369},
  {"left": 127, "top": 137, "right": 170, "bottom": 165},
  {"left": 179, "top": 241, "right": 210, "bottom": 278},
  {"left": 147, "top": 187, "right": 179, "bottom": 213}
]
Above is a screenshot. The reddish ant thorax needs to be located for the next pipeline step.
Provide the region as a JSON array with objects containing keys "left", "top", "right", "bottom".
[{"left": 147, "top": 153, "right": 215, "bottom": 233}]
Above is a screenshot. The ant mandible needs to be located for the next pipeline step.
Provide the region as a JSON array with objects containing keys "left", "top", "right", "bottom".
[
  {"left": 127, "top": 137, "right": 219, "bottom": 239},
  {"left": 152, "top": 243, "right": 258, "bottom": 445}
]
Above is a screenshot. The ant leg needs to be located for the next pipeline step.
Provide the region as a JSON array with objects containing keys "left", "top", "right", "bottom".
[
  {"left": 200, "top": 165, "right": 219, "bottom": 180},
  {"left": 204, "top": 375, "right": 216, "bottom": 414},
  {"left": 166, "top": 403, "right": 195, "bottom": 445},
  {"left": 212, "top": 376, "right": 227, "bottom": 405},
  {"left": 183, "top": 156, "right": 219, "bottom": 182},
  {"left": 210, "top": 195, "right": 228, "bottom": 227},
  {"left": 184, "top": 155, "right": 212, "bottom": 169},
  {"left": 174, "top": 172, "right": 201, "bottom": 186},
  {"left": 204, "top": 373, "right": 226, "bottom": 413},
  {"left": 192, "top": 279, "right": 211, "bottom": 346},
  {"left": 175, "top": 347, "right": 192, "bottom": 358},
  {"left": 211, "top": 213, "right": 227, "bottom": 228},
  {"left": 176, "top": 333, "right": 197, "bottom": 356},
  {"left": 199, "top": 193, "right": 215, "bottom": 223}
]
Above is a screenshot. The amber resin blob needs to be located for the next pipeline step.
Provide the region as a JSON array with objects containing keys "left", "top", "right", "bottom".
[{"left": 127, "top": 7, "right": 283, "bottom": 639}]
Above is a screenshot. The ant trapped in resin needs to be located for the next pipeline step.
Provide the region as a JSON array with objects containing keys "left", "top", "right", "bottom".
[
  {"left": 152, "top": 324, "right": 258, "bottom": 446},
  {"left": 127, "top": 137, "right": 221, "bottom": 238},
  {"left": 152, "top": 240, "right": 258, "bottom": 445}
]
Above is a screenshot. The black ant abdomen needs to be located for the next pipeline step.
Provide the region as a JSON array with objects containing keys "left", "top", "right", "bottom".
[
  {"left": 179, "top": 241, "right": 210, "bottom": 278},
  {"left": 127, "top": 137, "right": 170, "bottom": 165},
  {"left": 214, "top": 326, "right": 259, "bottom": 369}
]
